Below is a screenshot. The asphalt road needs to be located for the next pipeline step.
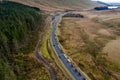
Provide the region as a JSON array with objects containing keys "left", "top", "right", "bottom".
[
  {"left": 35, "top": 18, "right": 56, "bottom": 80},
  {"left": 51, "top": 14, "right": 87, "bottom": 80},
  {"left": 35, "top": 51, "right": 56, "bottom": 80}
]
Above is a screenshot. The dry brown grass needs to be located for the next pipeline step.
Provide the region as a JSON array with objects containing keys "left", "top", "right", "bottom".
[
  {"left": 56, "top": 12, "right": 120, "bottom": 79},
  {"left": 98, "top": 29, "right": 111, "bottom": 36},
  {"left": 10, "top": 0, "right": 60, "bottom": 12},
  {"left": 10, "top": 0, "right": 97, "bottom": 12},
  {"left": 101, "top": 18, "right": 120, "bottom": 65},
  {"left": 70, "top": 11, "right": 120, "bottom": 66},
  {"left": 80, "top": 9, "right": 120, "bottom": 21},
  {"left": 103, "top": 39, "right": 120, "bottom": 65}
]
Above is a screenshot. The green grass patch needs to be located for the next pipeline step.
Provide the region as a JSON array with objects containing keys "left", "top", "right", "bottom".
[
  {"left": 40, "top": 23, "right": 52, "bottom": 58},
  {"left": 0, "top": 58, "right": 16, "bottom": 80}
]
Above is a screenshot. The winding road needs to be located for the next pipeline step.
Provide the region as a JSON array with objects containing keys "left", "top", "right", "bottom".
[
  {"left": 35, "top": 18, "right": 56, "bottom": 80},
  {"left": 35, "top": 49, "right": 56, "bottom": 80},
  {"left": 51, "top": 13, "right": 87, "bottom": 80},
  {"left": 34, "top": 12, "right": 88, "bottom": 80}
]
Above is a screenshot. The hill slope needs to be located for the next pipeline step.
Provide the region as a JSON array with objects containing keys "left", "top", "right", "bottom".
[
  {"left": 10, "top": 0, "right": 97, "bottom": 11},
  {"left": 0, "top": 1, "right": 49, "bottom": 80}
]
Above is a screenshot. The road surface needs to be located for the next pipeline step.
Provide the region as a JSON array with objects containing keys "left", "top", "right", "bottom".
[
  {"left": 35, "top": 51, "right": 56, "bottom": 80},
  {"left": 51, "top": 13, "right": 87, "bottom": 80},
  {"left": 35, "top": 18, "right": 56, "bottom": 80}
]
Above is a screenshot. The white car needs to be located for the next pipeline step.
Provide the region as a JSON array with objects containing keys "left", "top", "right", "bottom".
[
  {"left": 67, "top": 59, "right": 71, "bottom": 62},
  {"left": 63, "top": 54, "right": 67, "bottom": 58}
]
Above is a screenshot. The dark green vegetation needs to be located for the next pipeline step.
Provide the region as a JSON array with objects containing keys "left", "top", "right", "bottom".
[
  {"left": 0, "top": 1, "right": 42, "bottom": 54},
  {"left": 0, "top": 1, "right": 49, "bottom": 80}
]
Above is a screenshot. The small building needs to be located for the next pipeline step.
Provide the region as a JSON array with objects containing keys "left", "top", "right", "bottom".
[
  {"left": 108, "top": 6, "right": 118, "bottom": 9},
  {"left": 94, "top": 6, "right": 119, "bottom": 10}
]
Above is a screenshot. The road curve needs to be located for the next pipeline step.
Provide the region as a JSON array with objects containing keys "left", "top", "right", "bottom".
[
  {"left": 35, "top": 51, "right": 56, "bottom": 80},
  {"left": 51, "top": 13, "right": 87, "bottom": 80},
  {"left": 35, "top": 20, "right": 56, "bottom": 80}
]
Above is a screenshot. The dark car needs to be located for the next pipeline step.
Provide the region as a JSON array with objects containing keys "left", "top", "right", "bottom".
[
  {"left": 82, "top": 78, "right": 87, "bottom": 80},
  {"left": 74, "top": 68, "right": 78, "bottom": 72},
  {"left": 78, "top": 72, "right": 82, "bottom": 76}
]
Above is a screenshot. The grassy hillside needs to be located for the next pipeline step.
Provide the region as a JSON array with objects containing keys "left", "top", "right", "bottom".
[
  {"left": 10, "top": 0, "right": 97, "bottom": 11},
  {"left": 56, "top": 13, "right": 120, "bottom": 80},
  {"left": 0, "top": 1, "right": 49, "bottom": 80}
]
